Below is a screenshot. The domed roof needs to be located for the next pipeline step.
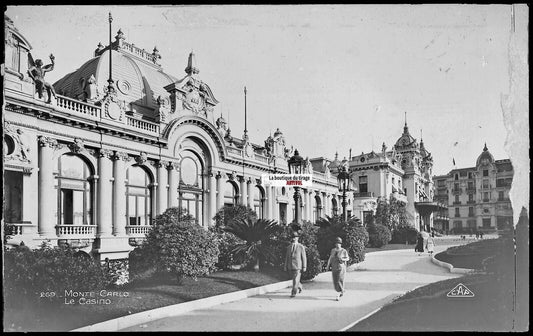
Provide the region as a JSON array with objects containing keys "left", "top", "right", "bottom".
[
  {"left": 476, "top": 143, "right": 495, "bottom": 167},
  {"left": 273, "top": 128, "right": 283, "bottom": 137},
  {"left": 395, "top": 122, "right": 418, "bottom": 151},
  {"left": 328, "top": 152, "right": 341, "bottom": 171},
  {"left": 53, "top": 47, "right": 178, "bottom": 120}
]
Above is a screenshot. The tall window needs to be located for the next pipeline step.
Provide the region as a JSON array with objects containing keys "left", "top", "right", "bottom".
[
  {"left": 313, "top": 195, "right": 322, "bottom": 222},
  {"left": 468, "top": 193, "right": 474, "bottom": 203},
  {"left": 498, "top": 191, "right": 504, "bottom": 201},
  {"left": 4, "top": 171, "right": 23, "bottom": 222},
  {"left": 482, "top": 218, "right": 491, "bottom": 228},
  {"left": 454, "top": 195, "right": 460, "bottom": 203},
  {"left": 55, "top": 154, "right": 92, "bottom": 225},
  {"left": 126, "top": 166, "right": 151, "bottom": 226},
  {"left": 359, "top": 176, "right": 368, "bottom": 193},
  {"left": 332, "top": 198, "right": 338, "bottom": 216},
  {"left": 253, "top": 186, "right": 264, "bottom": 219},
  {"left": 454, "top": 183, "right": 459, "bottom": 191},
  {"left": 483, "top": 170, "right": 489, "bottom": 177},
  {"left": 224, "top": 181, "right": 239, "bottom": 206},
  {"left": 455, "top": 208, "right": 460, "bottom": 217},
  {"left": 468, "top": 181, "right": 474, "bottom": 190},
  {"left": 483, "top": 192, "right": 490, "bottom": 202},
  {"left": 468, "top": 172, "right": 473, "bottom": 179},
  {"left": 178, "top": 153, "right": 203, "bottom": 226},
  {"left": 468, "top": 207, "right": 474, "bottom": 217},
  {"left": 482, "top": 179, "right": 489, "bottom": 189}
]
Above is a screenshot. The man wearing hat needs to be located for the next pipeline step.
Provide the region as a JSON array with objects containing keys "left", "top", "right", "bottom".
[
  {"left": 325, "top": 237, "right": 350, "bottom": 301},
  {"left": 284, "top": 231, "right": 307, "bottom": 298}
]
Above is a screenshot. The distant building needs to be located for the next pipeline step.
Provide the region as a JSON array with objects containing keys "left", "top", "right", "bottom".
[
  {"left": 346, "top": 121, "right": 444, "bottom": 231},
  {"left": 433, "top": 144, "right": 513, "bottom": 233}
]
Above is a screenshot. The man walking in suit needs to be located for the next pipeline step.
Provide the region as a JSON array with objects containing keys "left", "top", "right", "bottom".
[{"left": 284, "top": 232, "right": 307, "bottom": 298}]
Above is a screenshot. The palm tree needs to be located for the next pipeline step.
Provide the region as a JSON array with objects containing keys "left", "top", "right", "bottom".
[{"left": 222, "top": 218, "right": 280, "bottom": 271}]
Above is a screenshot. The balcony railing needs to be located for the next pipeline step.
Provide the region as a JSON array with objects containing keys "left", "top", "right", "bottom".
[
  {"left": 6, "top": 221, "right": 34, "bottom": 235},
  {"left": 452, "top": 188, "right": 462, "bottom": 194},
  {"left": 467, "top": 200, "right": 476, "bottom": 204},
  {"left": 126, "top": 116, "right": 160, "bottom": 134},
  {"left": 56, "top": 95, "right": 100, "bottom": 119},
  {"left": 56, "top": 225, "right": 97, "bottom": 236},
  {"left": 126, "top": 225, "right": 152, "bottom": 235},
  {"left": 453, "top": 201, "right": 462, "bottom": 205},
  {"left": 354, "top": 192, "right": 374, "bottom": 198}
]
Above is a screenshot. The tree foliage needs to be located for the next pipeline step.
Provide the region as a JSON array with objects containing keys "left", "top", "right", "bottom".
[
  {"left": 367, "top": 223, "right": 392, "bottom": 248},
  {"left": 213, "top": 205, "right": 258, "bottom": 233},
  {"left": 373, "top": 195, "right": 411, "bottom": 230}
]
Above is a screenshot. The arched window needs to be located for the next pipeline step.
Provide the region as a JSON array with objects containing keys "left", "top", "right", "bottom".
[
  {"left": 313, "top": 195, "right": 322, "bottom": 222},
  {"left": 178, "top": 151, "right": 204, "bottom": 226},
  {"left": 54, "top": 154, "right": 93, "bottom": 225},
  {"left": 126, "top": 165, "right": 152, "bottom": 226},
  {"left": 253, "top": 186, "right": 264, "bottom": 219},
  {"left": 224, "top": 181, "right": 239, "bottom": 206},
  {"left": 331, "top": 198, "right": 338, "bottom": 216}
]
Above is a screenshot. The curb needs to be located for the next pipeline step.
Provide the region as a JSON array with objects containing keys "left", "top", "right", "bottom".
[
  {"left": 431, "top": 255, "right": 476, "bottom": 274},
  {"left": 71, "top": 279, "right": 292, "bottom": 332}
]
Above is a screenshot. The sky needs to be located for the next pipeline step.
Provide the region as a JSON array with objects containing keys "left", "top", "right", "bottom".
[{"left": 5, "top": 5, "right": 525, "bottom": 176}]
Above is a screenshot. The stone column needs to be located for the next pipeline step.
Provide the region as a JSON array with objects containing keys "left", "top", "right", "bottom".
[
  {"left": 302, "top": 189, "right": 308, "bottom": 221},
  {"left": 168, "top": 161, "right": 179, "bottom": 208},
  {"left": 38, "top": 136, "right": 57, "bottom": 236},
  {"left": 264, "top": 185, "right": 271, "bottom": 219},
  {"left": 112, "top": 151, "right": 129, "bottom": 236},
  {"left": 208, "top": 170, "right": 216, "bottom": 227},
  {"left": 216, "top": 172, "right": 223, "bottom": 211},
  {"left": 272, "top": 186, "right": 279, "bottom": 221},
  {"left": 97, "top": 149, "right": 114, "bottom": 236},
  {"left": 239, "top": 177, "right": 247, "bottom": 206},
  {"left": 307, "top": 190, "right": 313, "bottom": 222},
  {"left": 157, "top": 161, "right": 169, "bottom": 215}
]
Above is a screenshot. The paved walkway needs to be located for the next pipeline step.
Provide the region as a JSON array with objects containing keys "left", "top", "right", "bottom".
[{"left": 121, "top": 244, "right": 464, "bottom": 332}]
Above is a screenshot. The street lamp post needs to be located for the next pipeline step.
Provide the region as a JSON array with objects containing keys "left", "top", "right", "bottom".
[
  {"left": 288, "top": 149, "right": 305, "bottom": 225},
  {"left": 337, "top": 163, "right": 352, "bottom": 222}
]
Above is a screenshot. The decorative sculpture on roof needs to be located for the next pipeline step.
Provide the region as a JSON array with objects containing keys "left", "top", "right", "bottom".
[
  {"left": 215, "top": 115, "right": 228, "bottom": 138},
  {"left": 28, "top": 53, "right": 57, "bottom": 103},
  {"left": 264, "top": 128, "right": 288, "bottom": 159}
]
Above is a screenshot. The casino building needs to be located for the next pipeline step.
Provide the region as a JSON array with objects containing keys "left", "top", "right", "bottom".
[{"left": 3, "top": 15, "right": 439, "bottom": 260}]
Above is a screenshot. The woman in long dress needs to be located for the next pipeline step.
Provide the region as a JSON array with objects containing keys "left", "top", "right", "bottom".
[
  {"left": 426, "top": 236, "right": 435, "bottom": 256},
  {"left": 325, "top": 237, "right": 350, "bottom": 301},
  {"left": 415, "top": 233, "right": 425, "bottom": 256}
]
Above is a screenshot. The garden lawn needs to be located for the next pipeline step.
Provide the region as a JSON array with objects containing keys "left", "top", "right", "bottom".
[
  {"left": 347, "top": 273, "right": 518, "bottom": 331},
  {"left": 3, "top": 268, "right": 287, "bottom": 332},
  {"left": 349, "top": 236, "right": 527, "bottom": 332},
  {"left": 434, "top": 238, "right": 501, "bottom": 269}
]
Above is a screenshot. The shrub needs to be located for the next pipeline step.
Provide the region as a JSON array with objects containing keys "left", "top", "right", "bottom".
[
  {"left": 316, "top": 216, "right": 369, "bottom": 265},
  {"left": 266, "top": 221, "right": 322, "bottom": 281},
  {"left": 367, "top": 224, "right": 392, "bottom": 248},
  {"left": 391, "top": 225, "right": 418, "bottom": 244},
  {"left": 4, "top": 244, "right": 106, "bottom": 307},
  {"left": 102, "top": 259, "right": 129, "bottom": 288},
  {"left": 209, "top": 228, "right": 246, "bottom": 270},
  {"left": 137, "top": 207, "right": 220, "bottom": 281}
]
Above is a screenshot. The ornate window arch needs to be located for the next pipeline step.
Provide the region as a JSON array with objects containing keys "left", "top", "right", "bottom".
[
  {"left": 54, "top": 153, "right": 94, "bottom": 226},
  {"left": 178, "top": 149, "right": 205, "bottom": 226},
  {"left": 253, "top": 185, "right": 265, "bottom": 219},
  {"left": 313, "top": 195, "right": 322, "bottom": 222},
  {"left": 126, "top": 165, "right": 152, "bottom": 226},
  {"left": 224, "top": 180, "right": 239, "bottom": 206}
]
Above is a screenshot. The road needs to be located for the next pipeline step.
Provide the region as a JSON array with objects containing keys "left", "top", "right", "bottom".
[{"left": 121, "top": 243, "right": 463, "bottom": 332}]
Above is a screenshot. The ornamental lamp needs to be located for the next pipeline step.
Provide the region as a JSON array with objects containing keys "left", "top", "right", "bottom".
[{"left": 288, "top": 149, "right": 305, "bottom": 174}]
